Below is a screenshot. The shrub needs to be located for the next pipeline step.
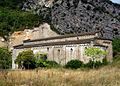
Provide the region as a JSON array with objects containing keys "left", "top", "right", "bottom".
[
  {"left": 45, "top": 61, "right": 60, "bottom": 68},
  {"left": 36, "top": 60, "right": 60, "bottom": 68},
  {"left": 15, "top": 50, "right": 36, "bottom": 69},
  {"left": 35, "top": 52, "right": 47, "bottom": 61},
  {"left": 0, "top": 47, "right": 12, "bottom": 69},
  {"left": 85, "top": 58, "right": 108, "bottom": 69},
  {"left": 65, "top": 60, "right": 83, "bottom": 69},
  {"left": 36, "top": 59, "right": 47, "bottom": 68},
  {"left": 112, "top": 38, "right": 120, "bottom": 57}
]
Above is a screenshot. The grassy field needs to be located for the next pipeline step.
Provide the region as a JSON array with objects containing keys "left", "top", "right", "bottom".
[{"left": 0, "top": 66, "right": 120, "bottom": 86}]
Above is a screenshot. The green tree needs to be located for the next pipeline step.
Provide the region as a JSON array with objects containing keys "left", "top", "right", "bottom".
[
  {"left": 15, "top": 50, "right": 36, "bottom": 69},
  {"left": 0, "top": 47, "right": 12, "bottom": 69},
  {"left": 85, "top": 47, "right": 107, "bottom": 68},
  {"left": 0, "top": 0, "right": 25, "bottom": 9},
  {"left": 0, "top": 7, "right": 42, "bottom": 40}
]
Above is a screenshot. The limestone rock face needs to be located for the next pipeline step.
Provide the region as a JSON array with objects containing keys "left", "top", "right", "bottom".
[
  {"left": 22, "top": 0, "right": 120, "bottom": 39},
  {"left": 22, "top": 0, "right": 54, "bottom": 21},
  {"left": 9, "top": 23, "right": 59, "bottom": 48},
  {"left": 51, "top": 0, "right": 120, "bottom": 39}
]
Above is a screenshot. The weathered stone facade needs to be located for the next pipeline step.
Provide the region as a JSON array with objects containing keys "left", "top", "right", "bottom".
[{"left": 12, "top": 26, "right": 113, "bottom": 69}]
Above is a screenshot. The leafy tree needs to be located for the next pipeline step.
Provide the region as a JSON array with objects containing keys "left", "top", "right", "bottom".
[
  {"left": 35, "top": 52, "right": 60, "bottom": 68},
  {"left": 0, "top": 47, "right": 12, "bottom": 69},
  {"left": 0, "top": 0, "right": 25, "bottom": 9},
  {"left": 85, "top": 47, "right": 107, "bottom": 68},
  {"left": 15, "top": 50, "right": 36, "bottom": 69},
  {"left": 0, "top": 0, "right": 44, "bottom": 41},
  {"left": 0, "top": 7, "right": 43, "bottom": 40}
]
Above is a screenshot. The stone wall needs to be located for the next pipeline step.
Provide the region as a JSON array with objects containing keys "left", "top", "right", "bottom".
[
  {"left": 13, "top": 41, "right": 109, "bottom": 69},
  {"left": 96, "top": 39, "right": 113, "bottom": 62}
]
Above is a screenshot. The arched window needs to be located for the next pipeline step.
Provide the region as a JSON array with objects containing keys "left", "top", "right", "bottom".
[
  {"left": 71, "top": 48, "right": 73, "bottom": 52},
  {"left": 85, "top": 47, "right": 87, "bottom": 49},
  {"left": 47, "top": 47, "right": 49, "bottom": 52},
  {"left": 58, "top": 49, "right": 60, "bottom": 56},
  {"left": 70, "top": 48, "right": 73, "bottom": 55}
]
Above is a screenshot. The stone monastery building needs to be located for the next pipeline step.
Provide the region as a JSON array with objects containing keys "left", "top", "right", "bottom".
[{"left": 11, "top": 23, "right": 113, "bottom": 69}]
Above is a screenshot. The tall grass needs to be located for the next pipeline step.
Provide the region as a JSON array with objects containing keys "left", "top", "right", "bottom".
[{"left": 0, "top": 67, "right": 120, "bottom": 86}]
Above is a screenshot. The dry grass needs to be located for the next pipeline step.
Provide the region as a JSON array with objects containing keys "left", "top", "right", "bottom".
[{"left": 0, "top": 67, "right": 120, "bottom": 86}]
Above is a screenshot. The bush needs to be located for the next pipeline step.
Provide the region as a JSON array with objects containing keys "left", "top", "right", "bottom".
[
  {"left": 0, "top": 47, "right": 12, "bottom": 69},
  {"left": 36, "top": 59, "right": 47, "bottom": 68},
  {"left": 36, "top": 60, "right": 60, "bottom": 68},
  {"left": 85, "top": 58, "right": 108, "bottom": 69},
  {"left": 112, "top": 38, "right": 120, "bottom": 57},
  {"left": 65, "top": 60, "right": 83, "bottom": 69},
  {"left": 85, "top": 60, "right": 103, "bottom": 69},
  {"left": 35, "top": 53, "right": 47, "bottom": 61},
  {"left": 46, "top": 61, "right": 60, "bottom": 68},
  {"left": 15, "top": 50, "right": 36, "bottom": 69}
]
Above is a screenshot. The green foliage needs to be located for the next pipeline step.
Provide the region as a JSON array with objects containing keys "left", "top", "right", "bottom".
[
  {"left": 16, "top": 51, "right": 60, "bottom": 69},
  {"left": 36, "top": 59, "right": 59, "bottom": 68},
  {"left": 35, "top": 52, "right": 59, "bottom": 68},
  {"left": 0, "top": 0, "right": 44, "bottom": 40},
  {"left": 0, "top": 7, "right": 42, "bottom": 40},
  {"left": 65, "top": 60, "right": 83, "bottom": 69},
  {"left": 0, "top": 0, "right": 25, "bottom": 9},
  {"left": 0, "top": 47, "right": 12, "bottom": 69},
  {"left": 85, "top": 47, "right": 107, "bottom": 61},
  {"left": 36, "top": 59, "right": 47, "bottom": 68},
  {"left": 45, "top": 60, "right": 60, "bottom": 68},
  {"left": 112, "top": 38, "right": 120, "bottom": 56},
  {"left": 112, "top": 38, "right": 120, "bottom": 67},
  {"left": 15, "top": 50, "right": 36, "bottom": 69},
  {"left": 35, "top": 52, "right": 47, "bottom": 61},
  {"left": 85, "top": 60, "right": 101, "bottom": 69},
  {"left": 85, "top": 47, "right": 107, "bottom": 68},
  {"left": 85, "top": 58, "right": 108, "bottom": 69}
]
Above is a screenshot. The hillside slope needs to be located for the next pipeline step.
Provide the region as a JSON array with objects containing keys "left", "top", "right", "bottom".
[
  {"left": 0, "top": 0, "right": 120, "bottom": 40},
  {"left": 22, "top": 0, "right": 120, "bottom": 39},
  {"left": 51, "top": 0, "right": 120, "bottom": 39}
]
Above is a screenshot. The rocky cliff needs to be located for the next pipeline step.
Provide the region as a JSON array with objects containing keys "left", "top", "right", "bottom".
[{"left": 19, "top": 0, "right": 120, "bottom": 39}]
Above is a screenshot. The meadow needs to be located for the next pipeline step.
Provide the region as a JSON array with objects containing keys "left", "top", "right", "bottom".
[{"left": 0, "top": 66, "right": 120, "bottom": 86}]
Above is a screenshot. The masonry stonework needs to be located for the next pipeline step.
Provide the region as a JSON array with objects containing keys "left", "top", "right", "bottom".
[{"left": 12, "top": 24, "right": 113, "bottom": 69}]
